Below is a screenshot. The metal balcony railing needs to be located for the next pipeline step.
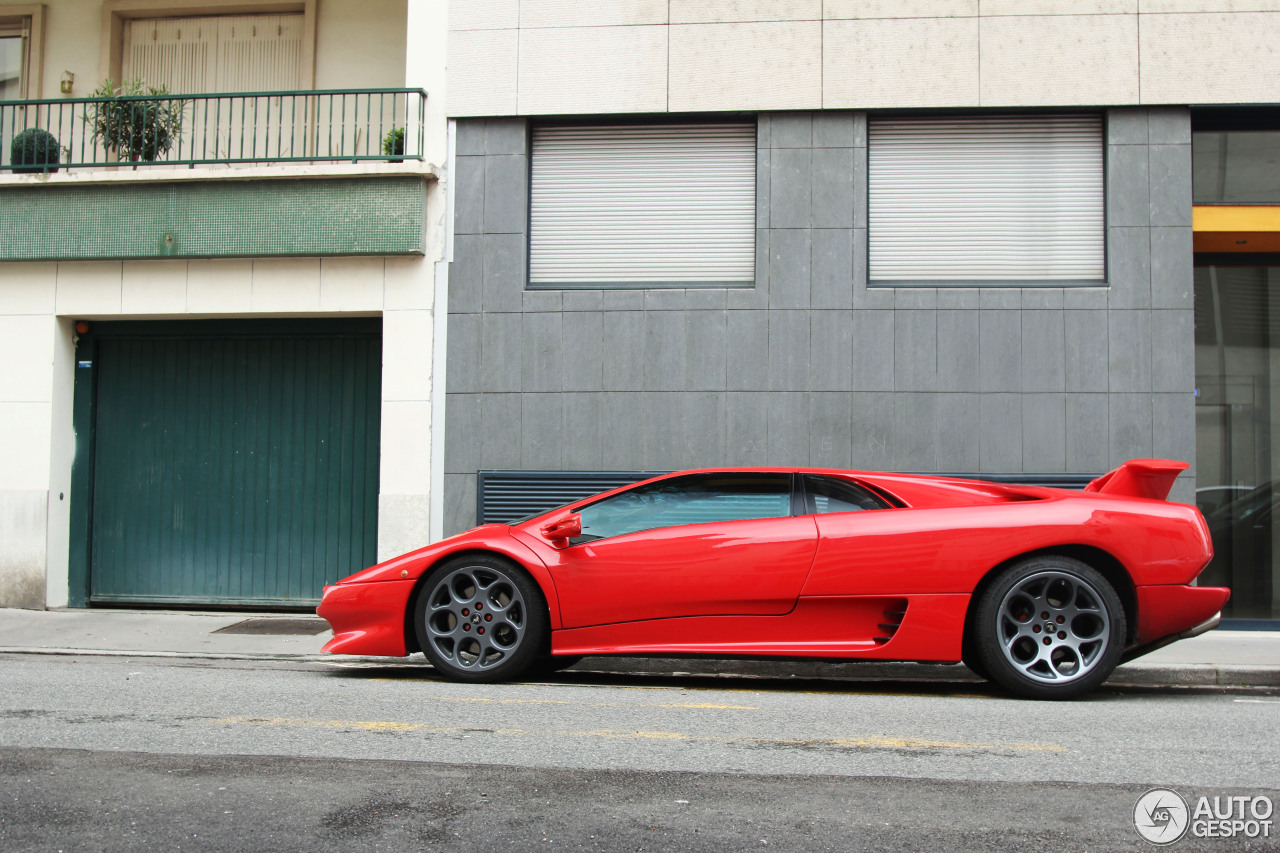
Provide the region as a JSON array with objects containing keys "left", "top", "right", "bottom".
[{"left": 0, "top": 88, "right": 427, "bottom": 172}]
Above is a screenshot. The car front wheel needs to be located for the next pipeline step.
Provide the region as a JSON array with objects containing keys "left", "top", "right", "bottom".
[
  {"left": 974, "top": 557, "right": 1125, "bottom": 700},
  {"left": 413, "top": 554, "right": 548, "bottom": 683}
]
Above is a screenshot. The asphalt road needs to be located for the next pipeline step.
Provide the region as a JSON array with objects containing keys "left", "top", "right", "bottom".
[{"left": 1, "top": 653, "right": 1277, "bottom": 851}]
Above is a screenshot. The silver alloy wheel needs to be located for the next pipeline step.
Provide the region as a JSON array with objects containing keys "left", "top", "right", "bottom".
[
  {"left": 995, "top": 570, "right": 1111, "bottom": 684},
  {"left": 424, "top": 564, "right": 528, "bottom": 672}
]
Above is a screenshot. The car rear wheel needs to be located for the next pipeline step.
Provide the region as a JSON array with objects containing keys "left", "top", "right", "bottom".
[
  {"left": 974, "top": 556, "right": 1125, "bottom": 700},
  {"left": 414, "top": 554, "right": 548, "bottom": 683}
]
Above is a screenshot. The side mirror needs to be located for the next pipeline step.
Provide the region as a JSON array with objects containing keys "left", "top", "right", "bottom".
[{"left": 540, "top": 513, "right": 582, "bottom": 549}]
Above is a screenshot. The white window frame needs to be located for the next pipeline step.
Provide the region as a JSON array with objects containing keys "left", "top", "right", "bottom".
[
  {"left": 0, "top": 5, "right": 44, "bottom": 100},
  {"left": 868, "top": 113, "right": 1106, "bottom": 285}
]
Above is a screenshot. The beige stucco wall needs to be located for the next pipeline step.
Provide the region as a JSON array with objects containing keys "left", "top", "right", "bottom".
[
  {"left": 33, "top": 1, "right": 95, "bottom": 99},
  {"left": 315, "top": 0, "right": 408, "bottom": 90},
  {"left": 448, "top": 0, "right": 1280, "bottom": 115},
  {"left": 0, "top": 0, "right": 407, "bottom": 100}
]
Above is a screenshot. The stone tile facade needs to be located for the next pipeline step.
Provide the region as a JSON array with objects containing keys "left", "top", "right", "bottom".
[{"left": 445, "top": 107, "right": 1195, "bottom": 534}]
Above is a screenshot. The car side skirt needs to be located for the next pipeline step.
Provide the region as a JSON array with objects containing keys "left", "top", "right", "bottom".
[{"left": 550, "top": 593, "right": 968, "bottom": 661}]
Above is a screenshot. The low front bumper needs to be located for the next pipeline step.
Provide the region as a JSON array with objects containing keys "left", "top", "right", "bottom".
[{"left": 316, "top": 578, "right": 418, "bottom": 657}]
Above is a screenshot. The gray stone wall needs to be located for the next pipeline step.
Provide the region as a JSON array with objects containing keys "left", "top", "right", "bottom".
[{"left": 444, "top": 108, "right": 1195, "bottom": 535}]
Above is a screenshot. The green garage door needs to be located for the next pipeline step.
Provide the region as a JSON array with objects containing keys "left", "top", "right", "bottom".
[{"left": 78, "top": 320, "right": 381, "bottom": 607}]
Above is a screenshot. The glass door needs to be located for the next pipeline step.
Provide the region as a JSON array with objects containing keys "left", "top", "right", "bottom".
[
  {"left": 1193, "top": 113, "right": 1280, "bottom": 622},
  {"left": 1194, "top": 264, "right": 1280, "bottom": 619}
]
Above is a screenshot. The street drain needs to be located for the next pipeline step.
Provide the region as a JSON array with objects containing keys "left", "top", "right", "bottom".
[{"left": 213, "top": 618, "right": 332, "bottom": 636}]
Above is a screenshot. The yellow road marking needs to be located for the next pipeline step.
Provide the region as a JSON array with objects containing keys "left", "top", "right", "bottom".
[
  {"left": 827, "top": 735, "right": 1062, "bottom": 751},
  {"left": 431, "top": 696, "right": 760, "bottom": 711},
  {"left": 211, "top": 716, "right": 1063, "bottom": 752},
  {"left": 439, "top": 697, "right": 580, "bottom": 706},
  {"left": 585, "top": 729, "right": 691, "bottom": 741}
]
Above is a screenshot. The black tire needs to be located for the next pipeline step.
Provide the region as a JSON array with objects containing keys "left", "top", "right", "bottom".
[
  {"left": 961, "top": 637, "right": 991, "bottom": 681},
  {"left": 526, "top": 655, "right": 584, "bottom": 678},
  {"left": 413, "top": 554, "right": 548, "bottom": 683},
  {"left": 973, "top": 556, "right": 1125, "bottom": 700}
]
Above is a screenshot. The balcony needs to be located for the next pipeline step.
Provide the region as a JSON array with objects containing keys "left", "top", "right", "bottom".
[
  {"left": 1, "top": 88, "right": 426, "bottom": 172},
  {"left": 0, "top": 88, "right": 432, "bottom": 261}
]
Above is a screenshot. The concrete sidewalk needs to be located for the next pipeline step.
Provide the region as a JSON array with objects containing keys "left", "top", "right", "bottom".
[{"left": 0, "top": 607, "right": 1276, "bottom": 688}]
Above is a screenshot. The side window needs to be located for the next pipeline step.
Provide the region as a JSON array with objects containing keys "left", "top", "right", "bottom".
[
  {"left": 575, "top": 473, "right": 792, "bottom": 542},
  {"left": 803, "top": 475, "right": 888, "bottom": 514}
]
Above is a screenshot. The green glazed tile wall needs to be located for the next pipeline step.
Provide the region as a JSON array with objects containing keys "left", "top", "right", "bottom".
[{"left": 1, "top": 177, "right": 426, "bottom": 260}]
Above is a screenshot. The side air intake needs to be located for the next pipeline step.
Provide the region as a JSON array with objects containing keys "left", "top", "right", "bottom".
[{"left": 875, "top": 601, "right": 908, "bottom": 645}]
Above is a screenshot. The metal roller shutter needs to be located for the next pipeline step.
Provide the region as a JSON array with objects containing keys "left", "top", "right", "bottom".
[
  {"left": 83, "top": 320, "right": 381, "bottom": 608},
  {"left": 868, "top": 114, "right": 1105, "bottom": 283},
  {"left": 529, "top": 123, "right": 756, "bottom": 288}
]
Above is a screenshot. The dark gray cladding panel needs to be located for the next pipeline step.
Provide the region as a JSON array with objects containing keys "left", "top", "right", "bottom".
[{"left": 444, "top": 110, "right": 1194, "bottom": 532}]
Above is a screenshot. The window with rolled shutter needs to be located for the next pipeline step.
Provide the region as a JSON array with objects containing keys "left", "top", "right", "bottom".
[
  {"left": 123, "top": 16, "right": 305, "bottom": 160},
  {"left": 123, "top": 15, "right": 303, "bottom": 93},
  {"left": 868, "top": 114, "right": 1105, "bottom": 284},
  {"left": 529, "top": 123, "right": 756, "bottom": 289}
]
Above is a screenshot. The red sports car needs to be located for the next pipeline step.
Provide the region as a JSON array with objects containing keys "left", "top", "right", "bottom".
[{"left": 317, "top": 458, "right": 1228, "bottom": 699}]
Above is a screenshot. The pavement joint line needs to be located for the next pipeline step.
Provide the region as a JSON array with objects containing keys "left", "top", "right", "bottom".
[
  {"left": 0, "top": 646, "right": 1276, "bottom": 688},
  {"left": 0, "top": 647, "right": 336, "bottom": 662}
]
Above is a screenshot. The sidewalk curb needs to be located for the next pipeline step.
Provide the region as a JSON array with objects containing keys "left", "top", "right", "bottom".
[
  {"left": 1108, "top": 662, "right": 1280, "bottom": 688},
  {"left": 3, "top": 645, "right": 1278, "bottom": 689},
  {"left": 0, "top": 647, "right": 332, "bottom": 662}
]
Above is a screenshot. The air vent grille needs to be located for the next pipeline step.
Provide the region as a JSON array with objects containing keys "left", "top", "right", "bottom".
[{"left": 477, "top": 471, "right": 1096, "bottom": 525}]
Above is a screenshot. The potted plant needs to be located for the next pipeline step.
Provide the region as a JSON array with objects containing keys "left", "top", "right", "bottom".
[
  {"left": 382, "top": 126, "right": 405, "bottom": 161},
  {"left": 86, "top": 78, "right": 185, "bottom": 163},
  {"left": 10, "top": 128, "right": 61, "bottom": 174}
]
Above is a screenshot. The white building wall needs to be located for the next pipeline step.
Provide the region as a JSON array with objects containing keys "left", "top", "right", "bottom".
[
  {"left": 0, "top": 250, "right": 441, "bottom": 607},
  {"left": 448, "top": 0, "right": 1280, "bottom": 115},
  {"left": 0, "top": 275, "right": 57, "bottom": 607},
  {"left": 0, "top": 0, "right": 446, "bottom": 607},
  {"left": 408, "top": 0, "right": 453, "bottom": 546}
]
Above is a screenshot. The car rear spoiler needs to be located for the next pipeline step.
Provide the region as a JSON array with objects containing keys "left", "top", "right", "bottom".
[{"left": 1084, "top": 458, "right": 1189, "bottom": 501}]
